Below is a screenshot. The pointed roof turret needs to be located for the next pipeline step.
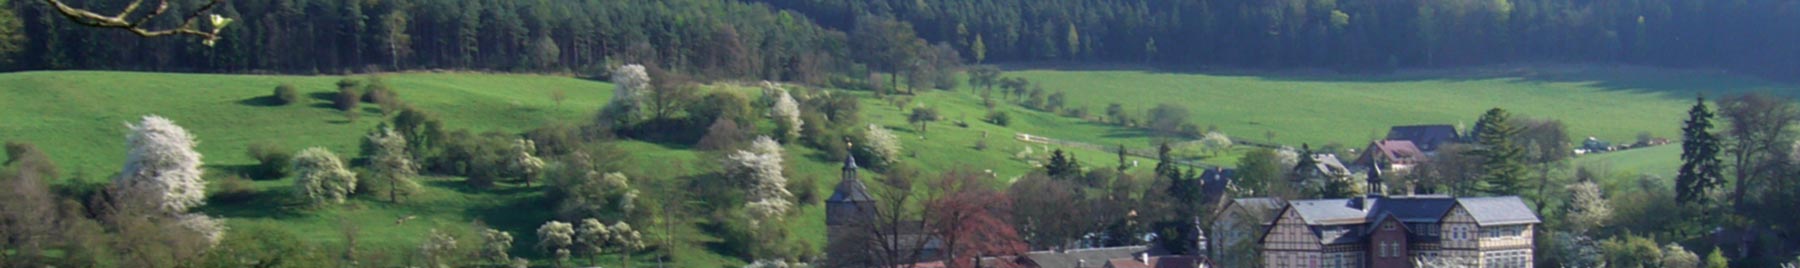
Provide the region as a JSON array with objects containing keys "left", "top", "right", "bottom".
[{"left": 827, "top": 144, "right": 874, "bottom": 203}]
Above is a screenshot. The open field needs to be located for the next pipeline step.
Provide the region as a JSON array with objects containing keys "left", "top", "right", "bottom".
[
  {"left": 1, "top": 67, "right": 1785, "bottom": 266},
  {"left": 0, "top": 71, "right": 1158, "bottom": 267},
  {"left": 1008, "top": 67, "right": 1800, "bottom": 148}
]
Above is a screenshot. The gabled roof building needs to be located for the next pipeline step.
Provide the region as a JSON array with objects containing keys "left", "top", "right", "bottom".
[
  {"left": 1385, "top": 125, "right": 1461, "bottom": 153},
  {"left": 1256, "top": 163, "right": 1540, "bottom": 268}
]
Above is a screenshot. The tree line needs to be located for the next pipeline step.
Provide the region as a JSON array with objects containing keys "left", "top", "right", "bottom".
[
  {"left": 754, "top": 0, "right": 1800, "bottom": 78},
  {"left": 0, "top": 0, "right": 867, "bottom": 84}
]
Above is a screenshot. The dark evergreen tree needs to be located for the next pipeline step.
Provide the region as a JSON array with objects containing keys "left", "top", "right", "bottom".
[
  {"left": 1045, "top": 149, "right": 1081, "bottom": 179},
  {"left": 1472, "top": 108, "right": 1528, "bottom": 196},
  {"left": 1676, "top": 95, "right": 1724, "bottom": 205},
  {"left": 1116, "top": 144, "right": 1130, "bottom": 173}
]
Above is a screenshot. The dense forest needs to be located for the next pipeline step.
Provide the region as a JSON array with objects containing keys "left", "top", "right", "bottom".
[
  {"left": 755, "top": 0, "right": 1800, "bottom": 76},
  {"left": 0, "top": 0, "right": 863, "bottom": 83},
  {"left": 5, "top": 0, "right": 1800, "bottom": 80}
]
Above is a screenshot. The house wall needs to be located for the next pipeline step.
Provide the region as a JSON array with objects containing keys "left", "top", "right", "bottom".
[
  {"left": 1438, "top": 206, "right": 1481, "bottom": 266},
  {"left": 1476, "top": 224, "right": 1534, "bottom": 268},
  {"left": 1363, "top": 217, "right": 1407, "bottom": 268},
  {"left": 1263, "top": 209, "right": 1323, "bottom": 268},
  {"left": 1215, "top": 206, "right": 1267, "bottom": 268}
]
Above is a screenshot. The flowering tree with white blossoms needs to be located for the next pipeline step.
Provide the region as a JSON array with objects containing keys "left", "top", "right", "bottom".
[
  {"left": 538, "top": 220, "right": 575, "bottom": 266},
  {"left": 114, "top": 115, "right": 207, "bottom": 213},
  {"left": 864, "top": 124, "right": 903, "bottom": 166},
  {"left": 602, "top": 64, "right": 651, "bottom": 126},
  {"left": 508, "top": 138, "right": 546, "bottom": 187},
  {"left": 112, "top": 115, "right": 226, "bottom": 249},
  {"left": 725, "top": 136, "right": 794, "bottom": 225},
  {"left": 767, "top": 82, "right": 804, "bottom": 142},
  {"left": 292, "top": 147, "right": 358, "bottom": 205}
]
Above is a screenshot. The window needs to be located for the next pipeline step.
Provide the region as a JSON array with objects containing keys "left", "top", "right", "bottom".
[{"left": 1385, "top": 222, "right": 1397, "bottom": 230}]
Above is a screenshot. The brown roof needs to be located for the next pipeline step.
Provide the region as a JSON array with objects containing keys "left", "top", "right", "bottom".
[
  {"left": 1104, "top": 256, "right": 1207, "bottom": 268},
  {"left": 1356, "top": 140, "right": 1424, "bottom": 166}
]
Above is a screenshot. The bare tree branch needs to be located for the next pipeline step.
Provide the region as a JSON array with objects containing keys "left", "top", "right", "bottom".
[{"left": 39, "top": 0, "right": 228, "bottom": 43}]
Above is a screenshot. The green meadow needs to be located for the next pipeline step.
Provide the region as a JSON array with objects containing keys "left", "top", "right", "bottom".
[{"left": 1, "top": 66, "right": 1784, "bottom": 266}]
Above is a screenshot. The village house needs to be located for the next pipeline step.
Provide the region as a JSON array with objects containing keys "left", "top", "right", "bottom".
[
  {"left": 1353, "top": 140, "right": 1424, "bottom": 172},
  {"left": 1384, "top": 125, "right": 1461, "bottom": 153},
  {"left": 1252, "top": 166, "right": 1540, "bottom": 268}
]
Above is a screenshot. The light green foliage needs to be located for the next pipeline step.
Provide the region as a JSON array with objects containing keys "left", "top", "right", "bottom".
[
  {"left": 366, "top": 127, "right": 419, "bottom": 202},
  {"left": 1201, "top": 131, "right": 1233, "bottom": 156},
  {"left": 1662, "top": 243, "right": 1700, "bottom": 268},
  {"left": 293, "top": 147, "right": 357, "bottom": 205},
  {"left": 1706, "top": 247, "right": 1729, "bottom": 268},
  {"left": 1600, "top": 234, "right": 1663, "bottom": 268},
  {"left": 557, "top": 171, "right": 638, "bottom": 220}
]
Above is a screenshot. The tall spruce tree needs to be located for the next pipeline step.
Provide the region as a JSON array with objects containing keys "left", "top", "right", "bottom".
[
  {"left": 1117, "top": 144, "right": 1130, "bottom": 173},
  {"left": 1676, "top": 96, "right": 1725, "bottom": 205},
  {"left": 1155, "top": 143, "right": 1177, "bottom": 180},
  {"left": 1473, "top": 108, "right": 1529, "bottom": 196},
  {"left": 1045, "top": 149, "right": 1080, "bottom": 179}
]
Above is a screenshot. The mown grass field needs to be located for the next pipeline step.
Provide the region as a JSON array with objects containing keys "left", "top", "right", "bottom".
[
  {"left": 1009, "top": 66, "right": 1799, "bottom": 148},
  {"left": 0, "top": 70, "right": 1156, "bottom": 267}
]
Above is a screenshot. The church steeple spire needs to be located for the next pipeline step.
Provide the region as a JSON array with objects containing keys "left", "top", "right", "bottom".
[
  {"left": 826, "top": 142, "right": 874, "bottom": 227},
  {"left": 1367, "top": 159, "right": 1387, "bottom": 198}
]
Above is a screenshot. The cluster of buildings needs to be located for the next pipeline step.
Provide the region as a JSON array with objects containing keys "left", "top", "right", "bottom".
[{"left": 825, "top": 125, "right": 1541, "bottom": 268}]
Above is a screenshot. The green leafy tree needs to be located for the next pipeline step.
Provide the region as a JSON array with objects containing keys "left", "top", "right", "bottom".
[
  {"left": 0, "top": 0, "right": 21, "bottom": 64},
  {"left": 1236, "top": 148, "right": 1285, "bottom": 196},
  {"left": 908, "top": 106, "right": 939, "bottom": 134},
  {"left": 1472, "top": 108, "right": 1527, "bottom": 195},
  {"left": 292, "top": 147, "right": 357, "bottom": 205},
  {"left": 1706, "top": 247, "right": 1729, "bottom": 268},
  {"left": 1677, "top": 96, "right": 1724, "bottom": 205}
]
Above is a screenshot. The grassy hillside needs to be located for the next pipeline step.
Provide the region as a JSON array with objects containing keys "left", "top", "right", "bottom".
[
  {"left": 1010, "top": 67, "right": 1800, "bottom": 147},
  {"left": 0, "top": 71, "right": 1155, "bottom": 267},
  {"left": 1, "top": 67, "right": 1782, "bottom": 266}
]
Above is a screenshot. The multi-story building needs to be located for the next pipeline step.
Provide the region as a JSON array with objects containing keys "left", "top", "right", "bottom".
[{"left": 1255, "top": 166, "right": 1540, "bottom": 268}]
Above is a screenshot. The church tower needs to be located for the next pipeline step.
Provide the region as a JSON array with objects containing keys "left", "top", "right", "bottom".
[
  {"left": 825, "top": 150, "right": 875, "bottom": 238},
  {"left": 1366, "top": 160, "right": 1387, "bottom": 198}
]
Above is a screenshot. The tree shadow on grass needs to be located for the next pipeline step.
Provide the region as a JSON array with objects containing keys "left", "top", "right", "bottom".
[
  {"left": 463, "top": 194, "right": 558, "bottom": 260},
  {"left": 199, "top": 188, "right": 307, "bottom": 220},
  {"left": 236, "top": 95, "right": 286, "bottom": 107},
  {"left": 425, "top": 179, "right": 538, "bottom": 195}
]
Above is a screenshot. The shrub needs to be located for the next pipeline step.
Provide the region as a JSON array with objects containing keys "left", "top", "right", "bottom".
[
  {"left": 245, "top": 142, "right": 291, "bottom": 180},
  {"left": 273, "top": 84, "right": 299, "bottom": 105},
  {"left": 210, "top": 174, "right": 258, "bottom": 204},
  {"left": 335, "top": 87, "right": 361, "bottom": 111},
  {"left": 986, "top": 111, "right": 1012, "bottom": 126},
  {"left": 361, "top": 78, "right": 395, "bottom": 103}
]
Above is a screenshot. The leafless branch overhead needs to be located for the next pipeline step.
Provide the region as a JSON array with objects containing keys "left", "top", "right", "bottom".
[{"left": 40, "top": 0, "right": 229, "bottom": 43}]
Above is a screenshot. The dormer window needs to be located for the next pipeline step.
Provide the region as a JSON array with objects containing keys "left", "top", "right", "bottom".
[{"left": 1384, "top": 222, "right": 1397, "bottom": 230}]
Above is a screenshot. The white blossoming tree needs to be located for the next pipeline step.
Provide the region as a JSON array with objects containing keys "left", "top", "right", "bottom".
[
  {"left": 1201, "top": 131, "right": 1233, "bottom": 156},
  {"left": 576, "top": 218, "right": 612, "bottom": 264},
  {"left": 1566, "top": 179, "right": 1612, "bottom": 234},
  {"left": 725, "top": 136, "right": 794, "bottom": 225},
  {"left": 608, "top": 222, "right": 646, "bottom": 268},
  {"left": 508, "top": 139, "right": 546, "bottom": 187},
  {"left": 602, "top": 64, "right": 651, "bottom": 126},
  {"left": 768, "top": 83, "right": 804, "bottom": 142},
  {"left": 420, "top": 228, "right": 459, "bottom": 268},
  {"left": 863, "top": 124, "right": 903, "bottom": 166},
  {"left": 558, "top": 171, "right": 639, "bottom": 220},
  {"left": 112, "top": 116, "right": 227, "bottom": 250},
  {"left": 114, "top": 115, "right": 207, "bottom": 213},
  {"left": 367, "top": 127, "right": 420, "bottom": 202},
  {"left": 479, "top": 227, "right": 515, "bottom": 264},
  {"left": 292, "top": 147, "right": 358, "bottom": 205},
  {"left": 538, "top": 221, "right": 575, "bottom": 267}
]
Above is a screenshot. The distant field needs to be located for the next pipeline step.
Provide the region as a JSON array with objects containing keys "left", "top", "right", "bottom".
[{"left": 1009, "top": 67, "right": 1799, "bottom": 148}]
